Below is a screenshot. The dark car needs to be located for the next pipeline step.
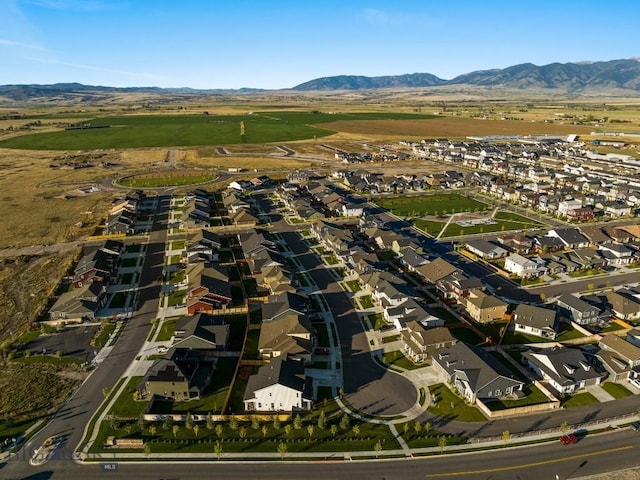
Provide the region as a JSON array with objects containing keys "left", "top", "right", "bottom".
[
  {"left": 631, "top": 422, "right": 640, "bottom": 431},
  {"left": 560, "top": 433, "right": 578, "bottom": 445}
]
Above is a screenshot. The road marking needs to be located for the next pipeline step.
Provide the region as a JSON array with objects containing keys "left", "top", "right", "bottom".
[{"left": 425, "top": 445, "right": 633, "bottom": 477}]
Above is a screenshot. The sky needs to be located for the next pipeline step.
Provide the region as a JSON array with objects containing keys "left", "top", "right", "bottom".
[{"left": 1, "top": 0, "right": 639, "bottom": 90}]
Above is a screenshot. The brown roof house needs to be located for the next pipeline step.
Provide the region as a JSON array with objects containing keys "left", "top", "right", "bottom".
[
  {"left": 464, "top": 290, "right": 508, "bottom": 323},
  {"left": 402, "top": 323, "right": 457, "bottom": 364},
  {"left": 596, "top": 334, "right": 640, "bottom": 382},
  {"left": 258, "top": 314, "right": 315, "bottom": 362}
]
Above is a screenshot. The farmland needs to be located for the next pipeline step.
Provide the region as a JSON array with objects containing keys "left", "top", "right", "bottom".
[{"left": 0, "top": 111, "right": 437, "bottom": 150}]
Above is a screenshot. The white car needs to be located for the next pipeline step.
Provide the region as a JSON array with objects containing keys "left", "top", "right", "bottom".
[{"left": 629, "top": 377, "right": 640, "bottom": 389}]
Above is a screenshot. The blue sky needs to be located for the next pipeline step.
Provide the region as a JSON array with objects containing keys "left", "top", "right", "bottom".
[{"left": 1, "top": 0, "right": 639, "bottom": 89}]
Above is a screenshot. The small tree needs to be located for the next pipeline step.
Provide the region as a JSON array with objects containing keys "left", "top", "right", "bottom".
[
  {"left": 339, "top": 414, "right": 350, "bottom": 431},
  {"left": 149, "top": 424, "right": 157, "bottom": 437},
  {"left": 317, "top": 410, "right": 326, "bottom": 430},
  {"left": 215, "top": 424, "right": 223, "bottom": 438},
  {"left": 307, "top": 424, "right": 315, "bottom": 439},
  {"left": 403, "top": 422, "right": 410, "bottom": 435},
  {"left": 143, "top": 443, "right": 152, "bottom": 459},
  {"left": 206, "top": 412, "right": 214, "bottom": 430},
  {"left": 185, "top": 412, "right": 193, "bottom": 430},
  {"left": 413, "top": 421, "right": 423, "bottom": 435},
  {"left": 423, "top": 421, "right": 432, "bottom": 436},
  {"left": 193, "top": 424, "right": 200, "bottom": 438},
  {"left": 438, "top": 435, "right": 447, "bottom": 454},
  {"left": 273, "top": 416, "right": 281, "bottom": 431},
  {"left": 125, "top": 423, "right": 133, "bottom": 435},
  {"left": 261, "top": 424, "right": 268, "bottom": 438},
  {"left": 284, "top": 424, "right": 292, "bottom": 438},
  {"left": 172, "top": 424, "right": 179, "bottom": 438},
  {"left": 251, "top": 416, "right": 260, "bottom": 430},
  {"left": 137, "top": 414, "right": 145, "bottom": 431},
  {"left": 330, "top": 424, "right": 338, "bottom": 438},
  {"left": 352, "top": 424, "right": 360, "bottom": 436},
  {"left": 229, "top": 415, "right": 238, "bottom": 431},
  {"left": 214, "top": 440, "right": 223, "bottom": 460},
  {"left": 293, "top": 414, "right": 302, "bottom": 430},
  {"left": 277, "top": 441, "right": 288, "bottom": 460},
  {"left": 102, "top": 386, "right": 111, "bottom": 398},
  {"left": 373, "top": 440, "right": 382, "bottom": 458},
  {"left": 239, "top": 426, "right": 247, "bottom": 439},
  {"left": 162, "top": 416, "right": 173, "bottom": 431},
  {"left": 502, "top": 430, "right": 510, "bottom": 446},
  {"left": 560, "top": 421, "right": 569, "bottom": 435}
]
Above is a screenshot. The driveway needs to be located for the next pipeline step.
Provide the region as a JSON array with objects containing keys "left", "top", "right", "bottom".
[{"left": 23, "top": 324, "right": 100, "bottom": 361}]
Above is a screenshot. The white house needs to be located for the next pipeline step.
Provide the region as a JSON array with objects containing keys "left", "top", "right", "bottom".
[
  {"left": 243, "top": 356, "right": 312, "bottom": 412},
  {"left": 504, "top": 253, "right": 546, "bottom": 278}
]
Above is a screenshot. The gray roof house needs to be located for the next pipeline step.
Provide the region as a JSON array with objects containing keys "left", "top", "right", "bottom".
[
  {"left": 465, "top": 239, "right": 509, "bottom": 259},
  {"left": 596, "top": 334, "right": 640, "bottom": 382},
  {"left": 432, "top": 342, "right": 524, "bottom": 404},
  {"left": 556, "top": 294, "right": 600, "bottom": 326},
  {"left": 522, "top": 347, "right": 605, "bottom": 394},
  {"left": 512, "top": 304, "right": 557, "bottom": 340},
  {"left": 172, "top": 313, "right": 230, "bottom": 351}
]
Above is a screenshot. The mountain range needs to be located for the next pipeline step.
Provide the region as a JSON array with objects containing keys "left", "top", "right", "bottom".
[{"left": 2, "top": 59, "right": 640, "bottom": 101}]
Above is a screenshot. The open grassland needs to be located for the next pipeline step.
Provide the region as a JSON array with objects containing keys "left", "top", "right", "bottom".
[
  {"left": 0, "top": 251, "right": 78, "bottom": 342},
  {"left": 0, "top": 112, "right": 437, "bottom": 150}
]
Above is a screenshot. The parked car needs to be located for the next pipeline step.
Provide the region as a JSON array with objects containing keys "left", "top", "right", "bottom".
[
  {"left": 629, "top": 377, "right": 640, "bottom": 389},
  {"left": 314, "top": 347, "right": 330, "bottom": 355},
  {"left": 560, "top": 433, "right": 578, "bottom": 445},
  {"left": 631, "top": 422, "right": 640, "bottom": 432}
]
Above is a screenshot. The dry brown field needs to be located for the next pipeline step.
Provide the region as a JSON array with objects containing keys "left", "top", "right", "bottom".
[{"left": 320, "top": 117, "right": 595, "bottom": 139}]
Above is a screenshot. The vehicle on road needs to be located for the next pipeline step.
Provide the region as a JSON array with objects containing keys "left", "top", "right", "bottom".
[
  {"left": 630, "top": 422, "right": 640, "bottom": 431},
  {"left": 560, "top": 433, "right": 578, "bottom": 445}
]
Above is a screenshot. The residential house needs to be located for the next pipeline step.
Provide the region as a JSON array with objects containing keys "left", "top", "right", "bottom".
[
  {"left": 465, "top": 239, "right": 508, "bottom": 259},
  {"left": 546, "top": 228, "right": 590, "bottom": 249},
  {"left": 73, "top": 242, "right": 122, "bottom": 288},
  {"left": 596, "top": 334, "right": 640, "bottom": 382},
  {"left": 512, "top": 304, "right": 557, "bottom": 340},
  {"left": 48, "top": 282, "right": 106, "bottom": 322},
  {"left": 503, "top": 253, "right": 546, "bottom": 278},
  {"left": 606, "top": 290, "right": 640, "bottom": 322},
  {"left": 185, "top": 264, "right": 232, "bottom": 314},
  {"left": 522, "top": 347, "right": 605, "bottom": 394},
  {"left": 435, "top": 270, "right": 484, "bottom": 302},
  {"left": 258, "top": 313, "right": 315, "bottom": 362},
  {"left": 171, "top": 313, "right": 230, "bottom": 351},
  {"left": 556, "top": 294, "right": 600, "bottom": 326},
  {"left": 432, "top": 342, "right": 524, "bottom": 403},
  {"left": 262, "top": 292, "right": 308, "bottom": 322},
  {"left": 243, "top": 356, "right": 313, "bottom": 412},
  {"left": 599, "top": 243, "right": 635, "bottom": 266},
  {"left": 464, "top": 290, "right": 508, "bottom": 323},
  {"left": 402, "top": 323, "right": 457, "bottom": 364},
  {"left": 415, "top": 257, "right": 459, "bottom": 284}
]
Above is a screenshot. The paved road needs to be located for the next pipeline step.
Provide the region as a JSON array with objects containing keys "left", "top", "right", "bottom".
[
  {"left": 1, "top": 195, "right": 169, "bottom": 480},
  {"left": 282, "top": 231, "right": 418, "bottom": 417}
]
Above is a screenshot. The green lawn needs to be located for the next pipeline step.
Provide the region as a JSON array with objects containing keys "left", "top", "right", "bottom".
[
  {"left": 382, "top": 350, "right": 423, "bottom": 371},
  {"left": 167, "top": 289, "right": 186, "bottom": 307},
  {"left": 94, "top": 323, "right": 117, "bottom": 348},
  {"left": 381, "top": 334, "right": 401, "bottom": 344},
  {"left": 555, "top": 323, "right": 586, "bottom": 341},
  {"left": 561, "top": 391, "right": 600, "bottom": 408},
  {"left": 427, "top": 384, "right": 486, "bottom": 422},
  {"left": 368, "top": 313, "right": 387, "bottom": 330},
  {"left": 120, "top": 174, "right": 217, "bottom": 188},
  {"left": 450, "top": 327, "right": 484, "bottom": 345},
  {"left": 484, "top": 384, "right": 550, "bottom": 411},
  {"left": 173, "top": 358, "right": 238, "bottom": 414},
  {"left": 108, "top": 376, "right": 148, "bottom": 418},
  {"left": 601, "top": 382, "right": 634, "bottom": 399},
  {"left": 376, "top": 193, "right": 489, "bottom": 217},
  {"left": 156, "top": 318, "right": 178, "bottom": 342},
  {"left": 359, "top": 295, "right": 374, "bottom": 309},
  {"left": 345, "top": 280, "right": 361, "bottom": 292},
  {"left": 14, "top": 354, "right": 83, "bottom": 366},
  {"left": 170, "top": 240, "right": 186, "bottom": 250},
  {"left": 0, "top": 111, "right": 436, "bottom": 150},
  {"left": 413, "top": 214, "right": 542, "bottom": 238},
  {"left": 170, "top": 269, "right": 185, "bottom": 284}
]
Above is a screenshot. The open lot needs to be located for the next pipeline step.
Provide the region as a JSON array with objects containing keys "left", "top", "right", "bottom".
[{"left": 375, "top": 193, "right": 489, "bottom": 217}]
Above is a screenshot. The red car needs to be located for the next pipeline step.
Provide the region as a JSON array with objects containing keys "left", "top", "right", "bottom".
[{"left": 560, "top": 433, "right": 578, "bottom": 445}]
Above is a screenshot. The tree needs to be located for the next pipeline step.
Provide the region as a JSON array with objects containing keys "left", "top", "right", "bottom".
[
  {"left": 317, "top": 410, "right": 326, "bottom": 430},
  {"left": 206, "top": 412, "right": 214, "bottom": 430},
  {"left": 330, "top": 424, "right": 338, "bottom": 438},
  {"left": 438, "top": 435, "right": 447, "bottom": 454},
  {"left": 277, "top": 441, "right": 288, "bottom": 460},
  {"left": 423, "top": 421, "right": 432, "bottom": 436},
  {"left": 413, "top": 421, "right": 423, "bottom": 435},
  {"left": 502, "top": 430, "right": 510, "bottom": 446},
  {"left": 149, "top": 424, "right": 157, "bottom": 437},
  {"left": 163, "top": 416, "right": 173, "bottom": 431},
  {"left": 273, "top": 416, "right": 281, "bottom": 431},
  {"left": 172, "top": 424, "right": 179, "bottom": 438},
  {"left": 560, "top": 421, "right": 569, "bottom": 435},
  {"left": 229, "top": 415, "right": 238, "bottom": 430},
  {"left": 339, "top": 414, "right": 350, "bottom": 431},
  {"left": 373, "top": 440, "right": 382, "bottom": 458},
  {"left": 215, "top": 424, "right": 223, "bottom": 438},
  {"left": 284, "top": 424, "right": 292, "bottom": 438},
  {"left": 125, "top": 423, "right": 133, "bottom": 435},
  {"left": 261, "top": 425, "right": 268, "bottom": 438},
  {"left": 293, "top": 414, "right": 302, "bottom": 430},
  {"left": 185, "top": 412, "right": 193, "bottom": 430},
  {"left": 352, "top": 424, "right": 360, "bottom": 436},
  {"left": 137, "top": 414, "right": 145, "bottom": 431},
  {"left": 403, "top": 422, "right": 410, "bottom": 435},
  {"left": 193, "top": 424, "right": 200, "bottom": 438},
  {"left": 239, "top": 426, "right": 247, "bottom": 439},
  {"left": 307, "top": 424, "right": 315, "bottom": 439},
  {"left": 143, "top": 443, "right": 152, "bottom": 459},
  {"left": 214, "top": 440, "right": 224, "bottom": 460},
  {"left": 102, "top": 386, "right": 111, "bottom": 398},
  {"left": 251, "top": 416, "right": 260, "bottom": 430}
]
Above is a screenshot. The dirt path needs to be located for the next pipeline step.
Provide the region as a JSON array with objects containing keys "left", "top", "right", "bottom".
[{"left": 0, "top": 240, "right": 89, "bottom": 258}]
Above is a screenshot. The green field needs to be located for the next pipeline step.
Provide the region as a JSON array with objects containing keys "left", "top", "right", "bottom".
[
  {"left": 0, "top": 111, "right": 436, "bottom": 150},
  {"left": 119, "top": 174, "right": 217, "bottom": 188},
  {"left": 375, "top": 193, "right": 489, "bottom": 217},
  {"left": 414, "top": 210, "right": 543, "bottom": 237}
]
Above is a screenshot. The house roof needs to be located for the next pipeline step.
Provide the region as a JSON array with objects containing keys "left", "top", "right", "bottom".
[
  {"left": 465, "top": 239, "right": 508, "bottom": 256},
  {"left": 243, "top": 356, "right": 308, "bottom": 400},
  {"left": 513, "top": 304, "right": 556, "bottom": 330},
  {"left": 258, "top": 313, "right": 314, "bottom": 356},
  {"left": 599, "top": 334, "right": 640, "bottom": 362},
  {"left": 606, "top": 291, "right": 640, "bottom": 316},
  {"left": 416, "top": 257, "right": 458, "bottom": 283},
  {"left": 434, "top": 342, "right": 522, "bottom": 394},
  {"left": 173, "top": 313, "right": 229, "bottom": 349},
  {"left": 523, "top": 347, "right": 604, "bottom": 387},
  {"left": 466, "top": 290, "right": 507, "bottom": 310},
  {"left": 262, "top": 292, "right": 308, "bottom": 321},
  {"left": 578, "top": 225, "right": 610, "bottom": 244},
  {"left": 404, "top": 322, "right": 455, "bottom": 346},
  {"left": 557, "top": 294, "right": 599, "bottom": 314}
]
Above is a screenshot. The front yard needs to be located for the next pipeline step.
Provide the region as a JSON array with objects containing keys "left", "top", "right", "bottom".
[{"left": 427, "top": 384, "right": 486, "bottom": 422}]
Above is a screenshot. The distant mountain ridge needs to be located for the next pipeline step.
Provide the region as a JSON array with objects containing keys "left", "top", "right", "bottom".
[
  {"left": 2, "top": 58, "right": 640, "bottom": 101},
  {"left": 292, "top": 58, "right": 640, "bottom": 92}
]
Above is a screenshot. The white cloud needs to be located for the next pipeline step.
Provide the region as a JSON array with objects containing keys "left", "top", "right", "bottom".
[{"left": 0, "top": 38, "right": 47, "bottom": 51}]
